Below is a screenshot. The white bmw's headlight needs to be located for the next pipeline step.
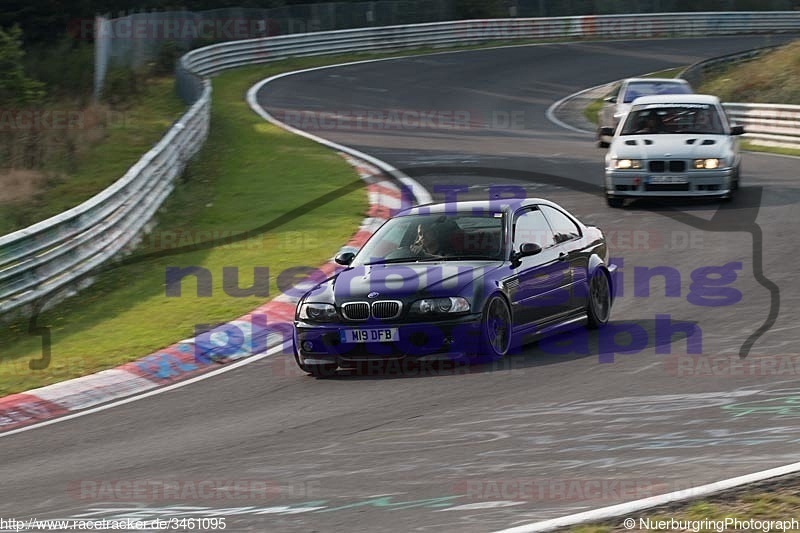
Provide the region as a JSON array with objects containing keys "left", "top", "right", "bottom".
[
  {"left": 613, "top": 159, "right": 643, "bottom": 170},
  {"left": 410, "top": 297, "right": 470, "bottom": 315},
  {"left": 693, "top": 158, "right": 720, "bottom": 169},
  {"left": 298, "top": 302, "right": 338, "bottom": 322}
]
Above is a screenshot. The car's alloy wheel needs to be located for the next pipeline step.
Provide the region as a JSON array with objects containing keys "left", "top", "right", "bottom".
[
  {"left": 481, "top": 295, "right": 512, "bottom": 358},
  {"left": 587, "top": 271, "right": 611, "bottom": 329}
]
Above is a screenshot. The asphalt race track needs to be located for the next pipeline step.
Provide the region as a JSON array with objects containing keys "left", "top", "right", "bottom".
[{"left": 2, "top": 36, "right": 800, "bottom": 533}]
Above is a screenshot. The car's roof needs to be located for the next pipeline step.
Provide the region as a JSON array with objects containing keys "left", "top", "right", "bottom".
[
  {"left": 623, "top": 77, "right": 689, "bottom": 85},
  {"left": 631, "top": 93, "right": 720, "bottom": 105},
  {"left": 397, "top": 198, "right": 559, "bottom": 216}
]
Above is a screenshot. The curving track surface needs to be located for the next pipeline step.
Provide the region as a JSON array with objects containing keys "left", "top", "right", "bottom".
[{"left": 2, "top": 36, "right": 800, "bottom": 532}]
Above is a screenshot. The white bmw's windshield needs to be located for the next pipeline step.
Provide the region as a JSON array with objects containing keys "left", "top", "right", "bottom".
[{"left": 621, "top": 104, "right": 724, "bottom": 135}]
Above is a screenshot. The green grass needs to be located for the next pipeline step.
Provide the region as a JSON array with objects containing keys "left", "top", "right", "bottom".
[
  {"left": 741, "top": 140, "right": 800, "bottom": 157},
  {"left": 698, "top": 40, "right": 800, "bottom": 104},
  {"left": 0, "top": 78, "right": 185, "bottom": 234},
  {"left": 569, "top": 476, "right": 800, "bottom": 532},
  {"left": 584, "top": 97, "right": 606, "bottom": 126},
  {"left": 0, "top": 63, "right": 368, "bottom": 395}
]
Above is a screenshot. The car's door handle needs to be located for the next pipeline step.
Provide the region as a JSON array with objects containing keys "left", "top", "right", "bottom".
[{"left": 558, "top": 252, "right": 570, "bottom": 261}]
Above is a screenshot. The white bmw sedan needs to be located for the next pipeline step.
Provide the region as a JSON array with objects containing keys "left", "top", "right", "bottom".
[{"left": 602, "top": 94, "right": 744, "bottom": 208}]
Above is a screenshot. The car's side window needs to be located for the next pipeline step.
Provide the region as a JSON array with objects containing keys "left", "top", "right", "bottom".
[
  {"left": 513, "top": 208, "right": 554, "bottom": 248},
  {"left": 540, "top": 205, "right": 581, "bottom": 244}
]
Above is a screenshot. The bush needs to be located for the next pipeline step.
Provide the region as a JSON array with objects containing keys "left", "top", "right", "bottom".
[
  {"left": 102, "top": 67, "right": 146, "bottom": 106},
  {"left": 23, "top": 37, "right": 94, "bottom": 105},
  {"left": 0, "top": 26, "right": 45, "bottom": 107},
  {"left": 152, "top": 40, "right": 188, "bottom": 76}
]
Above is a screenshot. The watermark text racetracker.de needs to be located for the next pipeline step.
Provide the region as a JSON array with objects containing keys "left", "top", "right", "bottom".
[
  {"left": 0, "top": 517, "right": 226, "bottom": 531},
  {"left": 69, "top": 478, "right": 318, "bottom": 502}
]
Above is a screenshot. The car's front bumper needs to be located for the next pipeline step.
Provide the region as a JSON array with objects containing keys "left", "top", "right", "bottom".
[
  {"left": 605, "top": 168, "right": 734, "bottom": 198},
  {"left": 294, "top": 314, "right": 484, "bottom": 366}
]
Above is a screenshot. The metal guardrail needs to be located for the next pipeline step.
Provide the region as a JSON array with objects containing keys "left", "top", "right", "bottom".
[
  {"left": 725, "top": 102, "right": 800, "bottom": 149},
  {"left": 0, "top": 86, "right": 211, "bottom": 318},
  {"left": 2, "top": 11, "right": 800, "bottom": 319}
]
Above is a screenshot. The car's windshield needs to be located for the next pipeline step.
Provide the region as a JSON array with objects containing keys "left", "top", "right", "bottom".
[
  {"left": 621, "top": 81, "right": 692, "bottom": 103},
  {"left": 620, "top": 104, "right": 725, "bottom": 135},
  {"left": 352, "top": 212, "right": 505, "bottom": 265}
]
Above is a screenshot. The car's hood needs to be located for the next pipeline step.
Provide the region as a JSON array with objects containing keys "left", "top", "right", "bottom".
[
  {"left": 610, "top": 134, "right": 730, "bottom": 160},
  {"left": 303, "top": 261, "right": 505, "bottom": 303}
]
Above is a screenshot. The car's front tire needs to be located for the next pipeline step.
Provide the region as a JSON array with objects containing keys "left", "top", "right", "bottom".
[
  {"left": 596, "top": 128, "right": 610, "bottom": 148},
  {"left": 479, "top": 295, "right": 512, "bottom": 360},
  {"left": 606, "top": 196, "right": 624, "bottom": 208},
  {"left": 586, "top": 270, "right": 611, "bottom": 329}
]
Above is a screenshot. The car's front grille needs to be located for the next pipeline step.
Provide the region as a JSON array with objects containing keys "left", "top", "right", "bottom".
[
  {"left": 669, "top": 160, "right": 686, "bottom": 172},
  {"left": 341, "top": 300, "right": 402, "bottom": 320},
  {"left": 342, "top": 302, "right": 369, "bottom": 320},
  {"left": 648, "top": 160, "right": 686, "bottom": 173},
  {"left": 372, "top": 301, "right": 402, "bottom": 319}
]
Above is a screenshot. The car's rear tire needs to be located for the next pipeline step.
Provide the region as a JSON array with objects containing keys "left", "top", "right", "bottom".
[
  {"left": 479, "top": 295, "right": 512, "bottom": 360},
  {"left": 606, "top": 196, "right": 624, "bottom": 208},
  {"left": 586, "top": 270, "right": 611, "bottom": 329}
]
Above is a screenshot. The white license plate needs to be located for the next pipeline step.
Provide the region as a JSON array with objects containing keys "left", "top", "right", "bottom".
[
  {"left": 649, "top": 175, "right": 687, "bottom": 184},
  {"left": 340, "top": 328, "right": 399, "bottom": 343}
]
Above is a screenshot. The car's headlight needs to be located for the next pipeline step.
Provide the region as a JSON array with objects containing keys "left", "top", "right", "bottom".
[
  {"left": 409, "top": 297, "right": 470, "bottom": 316},
  {"left": 298, "top": 302, "right": 338, "bottom": 322},
  {"left": 693, "top": 158, "right": 720, "bottom": 169},
  {"left": 613, "top": 159, "right": 643, "bottom": 169}
]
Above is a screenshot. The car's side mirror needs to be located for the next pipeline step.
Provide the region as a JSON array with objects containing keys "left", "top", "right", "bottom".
[
  {"left": 604, "top": 96, "right": 617, "bottom": 103},
  {"left": 511, "top": 242, "right": 542, "bottom": 264},
  {"left": 600, "top": 127, "right": 615, "bottom": 137},
  {"left": 730, "top": 125, "right": 745, "bottom": 136},
  {"left": 334, "top": 251, "right": 356, "bottom": 265}
]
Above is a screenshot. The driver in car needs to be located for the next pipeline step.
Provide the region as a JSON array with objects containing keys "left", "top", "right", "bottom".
[{"left": 410, "top": 220, "right": 455, "bottom": 257}]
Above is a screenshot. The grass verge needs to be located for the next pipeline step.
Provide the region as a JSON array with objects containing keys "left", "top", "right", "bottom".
[
  {"left": 697, "top": 40, "right": 800, "bottom": 104},
  {"left": 571, "top": 474, "right": 800, "bottom": 532},
  {"left": 0, "top": 77, "right": 185, "bottom": 234}
]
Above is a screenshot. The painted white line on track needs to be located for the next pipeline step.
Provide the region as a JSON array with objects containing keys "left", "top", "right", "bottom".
[
  {"left": 492, "top": 460, "right": 800, "bottom": 532},
  {"left": 545, "top": 81, "right": 612, "bottom": 134},
  {"left": 0, "top": 343, "right": 288, "bottom": 439}
]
